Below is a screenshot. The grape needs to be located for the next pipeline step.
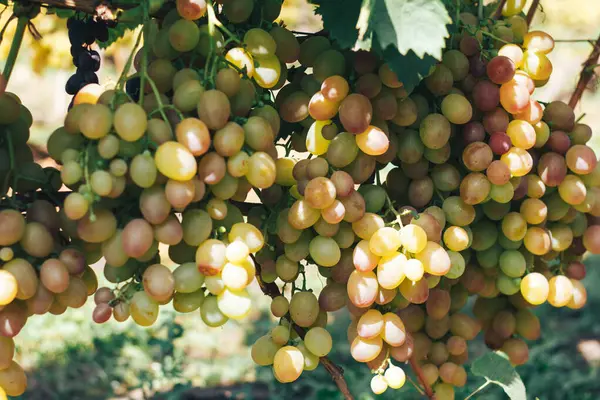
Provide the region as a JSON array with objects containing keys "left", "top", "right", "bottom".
[
  {"left": 351, "top": 335, "right": 383, "bottom": 363},
  {"left": 347, "top": 270, "right": 379, "bottom": 307},
  {"left": 566, "top": 145, "right": 597, "bottom": 175},
  {"left": 442, "top": 50, "right": 469, "bottom": 81},
  {"left": 356, "top": 125, "right": 389, "bottom": 156},
  {"left": 355, "top": 73, "right": 382, "bottom": 99},
  {"left": 217, "top": 288, "right": 252, "bottom": 319},
  {"left": 309, "top": 236, "right": 341, "bottom": 267},
  {"left": 392, "top": 97, "right": 418, "bottom": 126},
  {"left": 304, "top": 327, "right": 332, "bottom": 357},
  {"left": 0, "top": 210, "right": 25, "bottom": 246},
  {"left": 487, "top": 56, "right": 516, "bottom": 84},
  {"left": 440, "top": 94, "right": 472, "bottom": 124},
  {"left": 520, "top": 198, "right": 548, "bottom": 224},
  {"left": 245, "top": 151, "right": 276, "bottom": 189},
  {"left": 377, "top": 252, "right": 407, "bottom": 289},
  {"left": 79, "top": 103, "right": 112, "bottom": 140},
  {"left": 419, "top": 113, "right": 451, "bottom": 150},
  {"left": 472, "top": 80, "right": 500, "bottom": 112},
  {"left": 558, "top": 175, "right": 587, "bottom": 205},
  {"left": 499, "top": 81, "right": 530, "bottom": 114},
  {"left": 507, "top": 120, "right": 536, "bottom": 149},
  {"left": 319, "top": 282, "right": 347, "bottom": 311},
  {"left": 425, "top": 64, "right": 453, "bottom": 96},
  {"left": 270, "top": 26, "right": 299, "bottom": 63},
  {"left": 289, "top": 291, "right": 319, "bottom": 327},
  {"left": 197, "top": 90, "right": 231, "bottom": 130},
  {"left": 399, "top": 278, "right": 429, "bottom": 305},
  {"left": 462, "top": 141, "right": 493, "bottom": 172},
  {"left": 501, "top": 147, "right": 533, "bottom": 177}
]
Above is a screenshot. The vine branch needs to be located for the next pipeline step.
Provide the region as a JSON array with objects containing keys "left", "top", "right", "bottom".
[
  {"left": 526, "top": 0, "right": 541, "bottom": 25},
  {"left": 254, "top": 262, "right": 354, "bottom": 400},
  {"left": 568, "top": 33, "right": 600, "bottom": 109},
  {"left": 491, "top": 0, "right": 507, "bottom": 20},
  {"left": 409, "top": 355, "right": 434, "bottom": 398}
]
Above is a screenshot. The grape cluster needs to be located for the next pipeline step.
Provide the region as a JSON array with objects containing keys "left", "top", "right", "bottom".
[
  {"left": 65, "top": 17, "right": 108, "bottom": 102},
  {"left": 243, "top": 1, "right": 600, "bottom": 397},
  {"left": 46, "top": 0, "right": 287, "bottom": 328},
  {"left": 0, "top": 91, "right": 100, "bottom": 398},
  {"left": 1, "top": 0, "right": 599, "bottom": 397}
]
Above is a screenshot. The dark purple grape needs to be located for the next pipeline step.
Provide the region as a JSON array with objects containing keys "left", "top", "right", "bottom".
[
  {"left": 472, "top": 80, "right": 499, "bottom": 112},
  {"left": 463, "top": 122, "right": 485, "bottom": 144},
  {"left": 65, "top": 73, "right": 85, "bottom": 95},
  {"left": 78, "top": 50, "right": 101, "bottom": 71},
  {"left": 469, "top": 55, "right": 487, "bottom": 77}
]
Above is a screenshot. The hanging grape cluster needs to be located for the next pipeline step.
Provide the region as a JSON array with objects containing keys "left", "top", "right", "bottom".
[
  {"left": 0, "top": 0, "right": 599, "bottom": 398},
  {"left": 65, "top": 17, "right": 109, "bottom": 105}
]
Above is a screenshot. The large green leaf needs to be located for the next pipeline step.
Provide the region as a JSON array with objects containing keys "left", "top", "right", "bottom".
[
  {"left": 371, "top": 0, "right": 451, "bottom": 60},
  {"left": 312, "top": 0, "right": 363, "bottom": 49},
  {"left": 471, "top": 352, "right": 527, "bottom": 400},
  {"left": 381, "top": 45, "right": 436, "bottom": 93}
]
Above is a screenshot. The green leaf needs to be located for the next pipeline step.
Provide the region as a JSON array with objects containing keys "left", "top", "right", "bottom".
[
  {"left": 371, "top": 0, "right": 451, "bottom": 60},
  {"left": 380, "top": 45, "right": 437, "bottom": 93},
  {"left": 471, "top": 352, "right": 527, "bottom": 400},
  {"left": 312, "top": 0, "right": 363, "bottom": 49},
  {"left": 98, "top": 20, "right": 141, "bottom": 49}
]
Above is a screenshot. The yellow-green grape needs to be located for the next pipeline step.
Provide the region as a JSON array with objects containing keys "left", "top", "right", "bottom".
[
  {"left": 309, "top": 236, "right": 341, "bottom": 267},
  {"left": 251, "top": 335, "right": 281, "bottom": 366},
  {"left": 370, "top": 374, "right": 388, "bottom": 395},
  {"left": 443, "top": 226, "right": 469, "bottom": 251},
  {"left": 79, "top": 103, "right": 112, "bottom": 140},
  {"left": 254, "top": 55, "right": 281, "bottom": 89},
  {"left": 195, "top": 239, "right": 225, "bottom": 276},
  {"left": 205, "top": 275, "right": 225, "bottom": 295},
  {"left": 273, "top": 346, "right": 304, "bottom": 383},
  {"left": 130, "top": 153, "right": 157, "bottom": 188},
  {"left": 0, "top": 248, "right": 14, "bottom": 263},
  {"left": 60, "top": 161, "right": 83, "bottom": 186},
  {"left": 113, "top": 103, "right": 147, "bottom": 142},
  {"left": 0, "top": 360, "right": 27, "bottom": 396},
  {"left": 520, "top": 272, "right": 549, "bottom": 305},
  {"left": 229, "top": 222, "right": 264, "bottom": 253},
  {"left": 357, "top": 309, "right": 384, "bottom": 339},
  {"left": 558, "top": 175, "right": 587, "bottom": 205},
  {"left": 304, "top": 327, "right": 333, "bottom": 357},
  {"left": 173, "top": 290, "right": 205, "bottom": 313},
  {"left": 154, "top": 141, "right": 197, "bottom": 181},
  {"left": 377, "top": 252, "right": 407, "bottom": 289},
  {"left": 201, "top": 294, "right": 229, "bottom": 327},
  {"left": 130, "top": 291, "right": 159, "bottom": 326},
  {"left": 297, "top": 343, "right": 320, "bottom": 371},
  {"left": 0, "top": 270, "right": 17, "bottom": 305},
  {"left": 221, "top": 262, "right": 250, "bottom": 290},
  {"left": 523, "top": 227, "right": 551, "bottom": 255},
  {"left": 416, "top": 242, "right": 451, "bottom": 276},
  {"left": 246, "top": 151, "right": 276, "bottom": 189},
  {"left": 225, "top": 47, "right": 255, "bottom": 77},
  {"left": 77, "top": 209, "right": 117, "bottom": 243},
  {"left": 226, "top": 241, "right": 250, "bottom": 263},
  {"left": 289, "top": 291, "right": 319, "bottom": 327},
  {"left": 522, "top": 51, "right": 553, "bottom": 81},
  {"left": 502, "top": 0, "right": 526, "bottom": 16},
  {"left": 217, "top": 288, "right": 252, "bottom": 319},
  {"left": 399, "top": 224, "right": 428, "bottom": 253},
  {"left": 270, "top": 295, "right": 289, "bottom": 318},
  {"left": 547, "top": 275, "right": 574, "bottom": 307},
  {"left": 501, "top": 147, "right": 533, "bottom": 177},
  {"left": 384, "top": 366, "right": 406, "bottom": 389},
  {"left": 271, "top": 325, "right": 290, "bottom": 346},
  {"left": 502, "top": 212, "right": 528, "bottom": 241},
  {"left": 381, "top": 312, "right": 407, "bottom": 346},
  {"left": 404, "top": 258, "right": 425, "bottom": 281},
  {"left": 369, "top": 227, "right": 402, "bottom": 256},
  {"left": 351, "top": 335, "right": 383, "bottom": 362},
  {"left": 306, "top": 120, "right": 332, "bottom": 156},
  {"left": 90, "top": 170, "right": 113, "bottom": 197},
  {"left": 173, "top": 262, "right": 205, "bottom": 293}
]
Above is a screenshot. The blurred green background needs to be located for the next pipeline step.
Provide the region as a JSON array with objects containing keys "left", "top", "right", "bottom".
[{"left": 1, "top": 0, "right": 600, "bottom": 399}]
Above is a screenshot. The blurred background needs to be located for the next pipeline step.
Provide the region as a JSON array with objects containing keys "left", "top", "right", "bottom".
[{"left": 1, "top": 0, "right": 600, "bottom": 399}]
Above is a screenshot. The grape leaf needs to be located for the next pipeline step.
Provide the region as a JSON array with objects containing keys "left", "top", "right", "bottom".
[
  {"left": 371, "top": 0, "right": 451, "bottom": 60},
  {"left": 380, "top": 45, "right": 437, "bottom": 93},
  {"left": 471, "top": 352, "right": 527, "bottom": 400},
  {"left": 312, "top": 0, "right": 363, "bottom": 49}
]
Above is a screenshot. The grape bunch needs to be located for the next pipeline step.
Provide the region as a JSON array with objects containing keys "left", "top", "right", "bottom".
[
  {"left": 46, "top": 0, "right": 288, "bottom": 328},
  {"left": 241, "top": 1, "right": 600, "bottom": 397},
  {"left": 0, "top": 91, "right": 101, "bottom": 398},
  {"left": 65, "top": 17, "right": 108, "bottom": 104},
  {"left": 1, "top": 0, "right": 599, "bottom": 397}
]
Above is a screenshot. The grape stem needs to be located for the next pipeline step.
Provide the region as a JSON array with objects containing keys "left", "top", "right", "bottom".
[
  {"left": 526, "top": 0, "right": 541, "bottom": 25},
  {"left": 408, "top": 352, "right": 434, "bottom": 398},
  {"left": 138, "top": 0, "right": 150, "bottom": 106},
  {"left": 568, "top": 33, "right": 600, "bottom": 109},
  {"left": 491, "top": 0, "right": 507, "bottom": 20},
  {"left": 254, "top": 258, "right": 355, "bottom": 400},
  {"left": 2, "top": 16, "right": 28, "bottom": 84}
]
